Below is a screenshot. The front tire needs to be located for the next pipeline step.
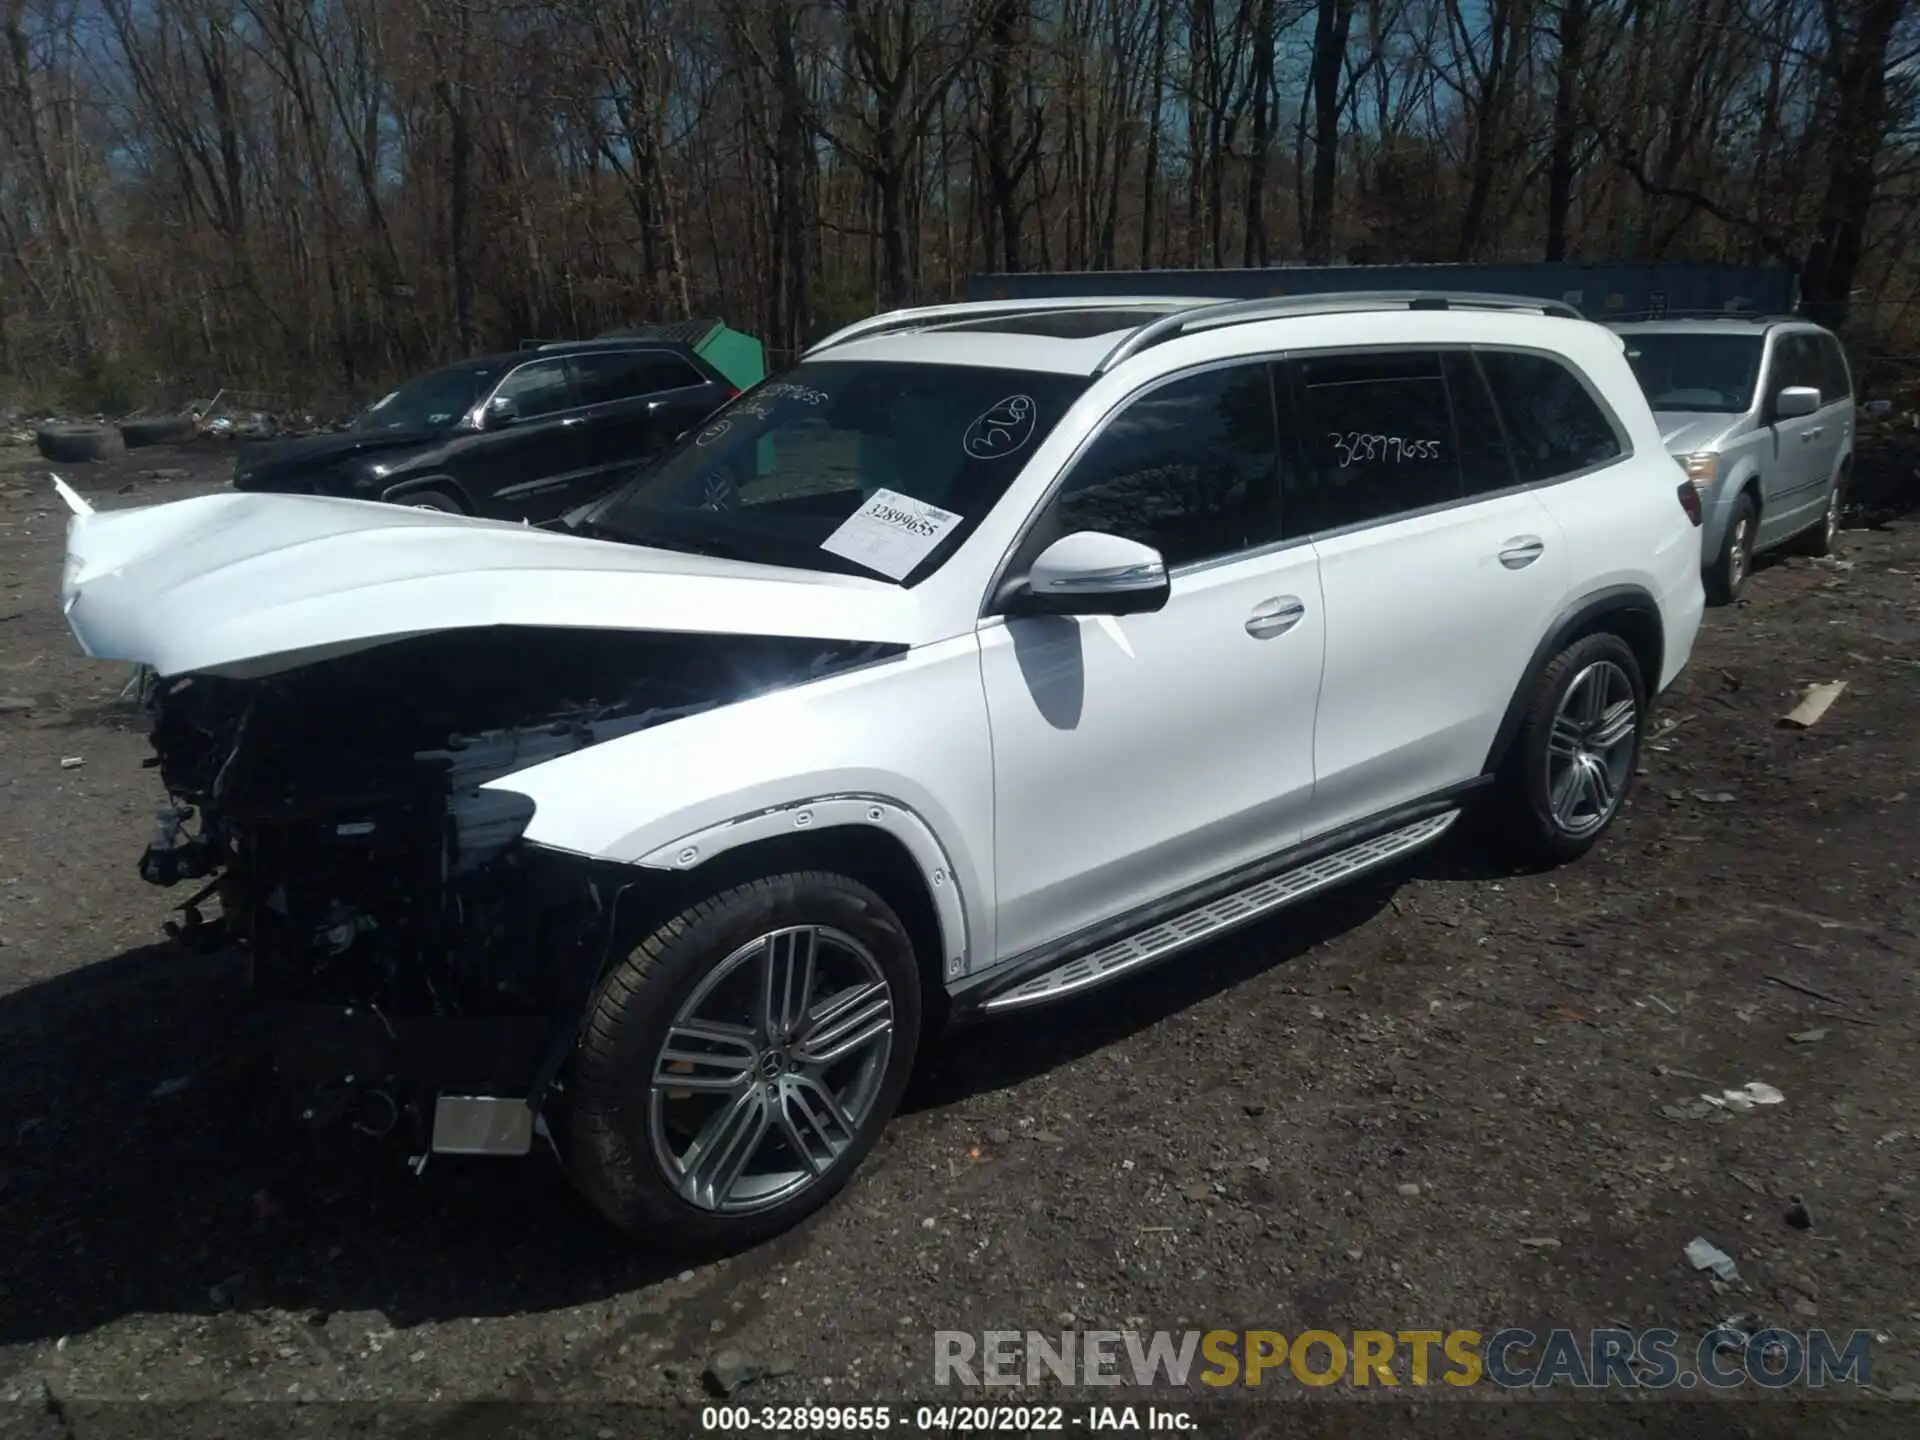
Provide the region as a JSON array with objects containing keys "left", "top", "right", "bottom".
[
  {"left": 565, "top": 871, "right": 921, "bottom": 1247},
  {"left": 392, "top": 487, "right": 463, "bottom": 513},
  {"left": 1492, "top": 632, "right": 1646, "bottom": 866}
]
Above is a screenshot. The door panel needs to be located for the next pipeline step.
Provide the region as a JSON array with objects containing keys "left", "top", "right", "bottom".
[
  {"left": 572, "top": 350, "right": 702, "bottom": 503},
  {"left": 1306, "top": 493, "right": 1567, "bottom": 834},
  {"left": 461, "top": 357, "right": 598, "bottom": 519},
  {"left": 980, "top": 546, "right": 1325, "bottom": 960},
  {"left": 980, "top": 360, "right": 1322, "bottom": 961},
  {"left": 1282, "top": 346, "right": 1577, "bottom": 836},
  {"left": 1758, "top": 334, "right": 1827, "bottom": 538}
]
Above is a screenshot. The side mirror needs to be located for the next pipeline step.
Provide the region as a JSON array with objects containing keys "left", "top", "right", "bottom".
[
  {"left": 1774, "top": 385, "right": 1821, "bottom": 419},
  {"left": 484, "top": 395, "right": 521, "bottom": 428},
  {"left": 1008, "top": 531, "right": 1170, "bottom": 617}
]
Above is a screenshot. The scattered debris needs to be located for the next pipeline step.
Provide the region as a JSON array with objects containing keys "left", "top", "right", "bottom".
[
  {"left": 1685, "top": 1237, "right": 1742, "bottom": 1285},
  {"left": 1693, "top": 790, "right": 1739, "bottom": 804},
  {"left": 1662, "top": 1081, "right": 1785, "bottom": 1122},
  {"left": 149, "top": 1076, "right": 190, "bottom": 1100},
  {"left": 58, "top": 756, "right": 82, "bottom": 769},
  {"left": 1550, "top": 1005, "right": 1596, "bottom": 1026},
  {"left": 1780, "top": 680, "right": 1848, "bottom": 729},
  {"left": 1766, "top": 973, "right": 1852, "bottom": 1009},
  {"left": 0, "top": 694, "right": 32, "bottom": 713},
  {"left": 1707, "top": 1081, "right": 1785, "bottom": 1111},
  {"left": 1729, "top": 1171, "right": 1768, "bottom": 1197},
  {"left": 1784, "top": 1196, "right": 1812, "bottom": 1231},
  {"left": 1788, "top": 1028, "right": 1829, "bottom": 1045},
  {"left": 1518, "top": 1236, "right": 1561, "bottom": 1251},
  {"left": 1396, "top": 1182, "right": 1422, "bottom": 1197}
]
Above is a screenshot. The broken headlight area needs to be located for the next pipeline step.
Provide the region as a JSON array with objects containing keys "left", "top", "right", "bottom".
[{"left": 132, "top": 625, "right": 897, "bottom": 1156}]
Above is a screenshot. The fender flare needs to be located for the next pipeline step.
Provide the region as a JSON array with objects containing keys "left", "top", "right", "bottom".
[
  {"left": 632, "top": 794, "right": 971, "bottom": 981},
  {"left": 1482, "top": 584, "right": 1663, "bottom": 775}
]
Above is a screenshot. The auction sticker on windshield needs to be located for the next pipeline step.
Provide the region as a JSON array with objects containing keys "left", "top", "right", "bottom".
[{"left": 820, "top": 488, "right": 963, "bottom": 581}]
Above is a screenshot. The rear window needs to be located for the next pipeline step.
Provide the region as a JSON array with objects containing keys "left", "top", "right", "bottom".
[
  {"left": 1620, "top": 332, "right": 1764, "bottom": 414},
  {"left": 581, "top": 361, "right": 1091, "bottom": 583}
]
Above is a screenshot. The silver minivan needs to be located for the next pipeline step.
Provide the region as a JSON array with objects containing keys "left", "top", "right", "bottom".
[{"left": 1611, "top": 318, "right": 1853, "bottom": 603}]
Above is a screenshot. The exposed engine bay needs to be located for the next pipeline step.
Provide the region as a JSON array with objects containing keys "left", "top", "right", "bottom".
[{"left": 134, "top": 625, "right": 896, "bottom": 1149}]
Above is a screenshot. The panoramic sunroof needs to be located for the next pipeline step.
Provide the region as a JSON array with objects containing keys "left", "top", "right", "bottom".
[{"left": 931, "top": 307, "right": 1185, "bottom": 339}]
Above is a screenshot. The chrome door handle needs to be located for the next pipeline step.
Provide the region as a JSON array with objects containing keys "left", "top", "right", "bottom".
[
  {"left": 560, "top": 415, "right": 587, "bottom": 427},
  {"left": 1498, "top": 536, "right": 1545, "bottom": 569},
  {"left": 1245, "top": 596, "right": 1306, "bottom": 638},
  {"left": 1802, "top": 427, "right": 1825, "bottom": 441}
]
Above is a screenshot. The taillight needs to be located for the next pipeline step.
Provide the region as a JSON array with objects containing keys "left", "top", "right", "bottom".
[
  {"left": 1677, "top": 481, "right": 1703, "bottom": 526},
  {"left": 726, "top": 387, "right": 741, "bottom": 399}
]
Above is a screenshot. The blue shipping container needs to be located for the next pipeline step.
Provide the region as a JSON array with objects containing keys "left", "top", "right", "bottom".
[{"left": 964, "top": 263, "right": 1798, "bottom": 321}]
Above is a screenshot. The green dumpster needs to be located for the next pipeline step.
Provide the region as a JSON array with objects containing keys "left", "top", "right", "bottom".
[{"left": 596, "top": 319, "right": 767, "bottom": 391}]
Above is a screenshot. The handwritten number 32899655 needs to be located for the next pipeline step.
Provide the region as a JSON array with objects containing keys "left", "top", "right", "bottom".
[{"left": 1328, "top": 432, "right": 1442, "bottom": 467}]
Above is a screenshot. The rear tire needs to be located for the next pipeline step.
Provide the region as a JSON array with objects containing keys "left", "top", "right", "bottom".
[
  {"left": 1705, "top": 490, "right": 1757, "bottom": 605},
  {"left": 1490, "top": 632, "right": 1646, "bottom": 866},
  {"left": 1790, "top": 472, "right": 1844, "bottom": 558},
  {"left": 565, "top": 871, "right": 921, "bottom": 1248}
]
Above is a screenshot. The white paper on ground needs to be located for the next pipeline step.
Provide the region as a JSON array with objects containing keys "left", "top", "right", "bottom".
[{"left": 819, "top": 487, "right": 963, "bottom": 581}]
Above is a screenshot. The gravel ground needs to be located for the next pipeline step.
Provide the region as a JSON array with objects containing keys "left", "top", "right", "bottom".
[{"left": 0, "top": 437, "right": 1917, "bottom": 1433}]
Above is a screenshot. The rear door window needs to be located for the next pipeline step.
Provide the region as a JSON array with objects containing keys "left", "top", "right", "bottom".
[
  {"left": 1442, "top": 350, "right": 1519, "bottom": 497},
  {"left": 575, "top": 350, "right": 706, "bottom": 405},
  {"left": 1283, "top": 350, "right": 1463, "bottom": 535},
  {"left": 1476, "top": 349, "right": 1624, "bottom": 483}
]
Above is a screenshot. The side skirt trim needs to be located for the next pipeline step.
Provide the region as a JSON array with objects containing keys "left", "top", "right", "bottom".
[{"left": 970, "top": 806, "right": 1462, "bottom": 1015}]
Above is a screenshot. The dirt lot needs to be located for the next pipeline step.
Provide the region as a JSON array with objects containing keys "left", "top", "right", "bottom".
[{"left": 0, "top": 436, "right": 1917, "bottom": 1431}]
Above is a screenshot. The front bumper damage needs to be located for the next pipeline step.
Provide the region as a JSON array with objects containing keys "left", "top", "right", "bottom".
[{"left": 125, "top": 624, "right": 895, "bottom": 1165}]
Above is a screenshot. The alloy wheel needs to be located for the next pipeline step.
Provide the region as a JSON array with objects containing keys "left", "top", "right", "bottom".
[
  {"left": 1546, "top": 660, "right": 1638, "bottom": 838},
  {"left": 1729, "top": 515, "right": 1751, "bottom": 587},
  {"left": 648, "top": 925, "right": 894, "bottom": 1214},
  {"left": 1824, "top": 485, "right": 1841, "bottom": 545}
]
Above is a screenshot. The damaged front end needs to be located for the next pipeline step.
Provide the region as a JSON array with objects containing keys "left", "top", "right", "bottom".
[{"left": 133, "top": 626, "right": 891, "bottom": 1162}]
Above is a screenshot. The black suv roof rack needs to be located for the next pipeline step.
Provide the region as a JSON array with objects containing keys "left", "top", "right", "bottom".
[{"left": 1093, "top": 290, "right": 1584, "bottom": 372}]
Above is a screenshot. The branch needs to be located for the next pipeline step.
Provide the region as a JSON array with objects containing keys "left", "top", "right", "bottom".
[{"left": 1601, "top": 128, "right": 1801, "bottom": 268}]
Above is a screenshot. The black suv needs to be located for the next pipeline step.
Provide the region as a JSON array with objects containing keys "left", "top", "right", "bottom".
[{"left": 231, "top": 340, "right": 738, "bottom": 521}]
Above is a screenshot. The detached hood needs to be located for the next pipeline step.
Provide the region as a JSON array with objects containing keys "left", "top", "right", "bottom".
[
  {"left": 1655, "top": 412, "right": 1744, "bottom": 457},
  {"left": 57, "top": 486, "right": 919, "bottom": 679}
]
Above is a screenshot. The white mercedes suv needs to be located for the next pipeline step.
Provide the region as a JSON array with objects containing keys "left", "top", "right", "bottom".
[{"left": 57, "top": 291, "right": 1705, "bottom": 1247}]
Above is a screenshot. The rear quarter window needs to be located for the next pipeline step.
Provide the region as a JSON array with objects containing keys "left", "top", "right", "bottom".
[{"left": 1476, "top": 350, "right": 1625, "bottom": 484}]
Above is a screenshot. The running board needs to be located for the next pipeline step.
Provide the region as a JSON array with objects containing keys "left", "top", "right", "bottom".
[{"left": 980, "top": 810, "right": 1460, "bottom": 1013}]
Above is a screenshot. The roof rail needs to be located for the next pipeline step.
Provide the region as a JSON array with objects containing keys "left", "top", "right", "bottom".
[
  {"left": 1607, "top": 310, "right": 1800, "bottom": 325},
  {"left": 802, "top": 295, "right": 1215, "bottom": 359},
  {"left": 1095, "top": 290, "right": 1585, "bottom": 373}
]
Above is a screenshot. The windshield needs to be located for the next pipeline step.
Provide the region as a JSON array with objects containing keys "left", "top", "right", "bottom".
[
  {"left": 580, "top": 360, "right": 1092, "bottom": 583},
  {"left": 353, "top": 365, "right": 497, "bottom": 432},
  {"left": 1620, "top": 333, "right": 1764, "bottom": 414}
]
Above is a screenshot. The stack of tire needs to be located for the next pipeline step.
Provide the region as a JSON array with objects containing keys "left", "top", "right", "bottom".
[{"left": 34, "top": 413, "right": 198, "bottom": 463}]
